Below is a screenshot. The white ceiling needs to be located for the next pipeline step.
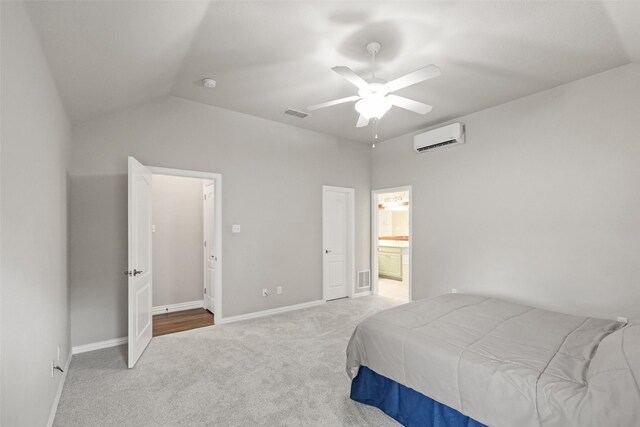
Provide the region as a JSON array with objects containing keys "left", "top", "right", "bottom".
[{"left": 26, "top": 1, "right": 640, "bottom": 143}]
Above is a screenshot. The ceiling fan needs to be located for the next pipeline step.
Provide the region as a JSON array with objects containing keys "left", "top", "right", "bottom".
[{"left": 307, "top": 41, "right": 440, "bottom": 128}]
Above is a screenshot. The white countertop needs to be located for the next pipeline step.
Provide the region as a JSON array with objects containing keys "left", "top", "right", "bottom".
[{"left": 378, "top": 240, "right": 409, "bottom": 248}]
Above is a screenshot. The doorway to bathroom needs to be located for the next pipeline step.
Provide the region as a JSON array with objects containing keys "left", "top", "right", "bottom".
[{"left": 371, "top": 186, "right": 411, "bottom": 302}]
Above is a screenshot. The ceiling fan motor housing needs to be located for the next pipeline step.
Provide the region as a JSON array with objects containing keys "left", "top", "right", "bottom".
[{"left": 358, "top": 81, "right": 388, "bottom": 98}]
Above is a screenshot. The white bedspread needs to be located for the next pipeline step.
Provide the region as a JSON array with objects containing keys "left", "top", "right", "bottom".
[{"left": 346, "top": 294, "right": 640, "bottom": 427}]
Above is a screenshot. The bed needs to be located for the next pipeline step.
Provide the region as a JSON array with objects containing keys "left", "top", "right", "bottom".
[{"left": 346, "top": 294, "right": 640, "bottom": 427}]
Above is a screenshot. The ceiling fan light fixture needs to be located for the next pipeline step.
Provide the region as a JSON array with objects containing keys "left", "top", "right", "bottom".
[{"left": 355, "top": 95, "right": 392, "bottom": 120}]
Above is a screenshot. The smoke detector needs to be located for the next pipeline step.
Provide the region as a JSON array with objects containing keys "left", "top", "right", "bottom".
[{"left": 202, "top": 78, "right": 217, "bottom": 89}]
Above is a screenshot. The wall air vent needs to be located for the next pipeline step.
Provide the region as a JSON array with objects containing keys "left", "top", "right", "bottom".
[
  {"left": 357, "top": 270, "right": 371, "bottom": 289},
  {"left": 282, "top": 108, "right": 309, "bottom": 119},
  {"left": 414, "top": 123, "right": 465, "bottom": 153}
]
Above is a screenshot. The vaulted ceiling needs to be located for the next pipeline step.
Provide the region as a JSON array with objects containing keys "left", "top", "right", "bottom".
[{"left": 26, "top": 1, "right": 640, "bottom": 143}]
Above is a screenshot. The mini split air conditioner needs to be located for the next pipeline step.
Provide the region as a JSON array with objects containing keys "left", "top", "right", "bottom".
[{"left": 413, "top": 122, "right": 465, "bottom": 153}]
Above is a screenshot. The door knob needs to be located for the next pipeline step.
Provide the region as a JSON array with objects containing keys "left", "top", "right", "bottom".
[
  {"left": 123, "top": 269, "right": 143, "bottom": 276},
  {"left": 325, "top": 249, "right": 332, "bottom": 254}
]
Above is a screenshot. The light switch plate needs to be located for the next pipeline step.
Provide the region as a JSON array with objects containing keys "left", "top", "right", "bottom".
[{"left": 232, "top": 224, "right": 241, "bottom": 233}]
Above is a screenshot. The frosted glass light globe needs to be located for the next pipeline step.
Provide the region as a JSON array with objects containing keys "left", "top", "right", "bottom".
[{"left": 355, "top": 95, "right": 392, "bottom": 120}]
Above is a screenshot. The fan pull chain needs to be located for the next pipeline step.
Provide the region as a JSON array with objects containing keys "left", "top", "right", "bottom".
[{"left": 372, "top": 118, "right": 378, "bottom": 148}]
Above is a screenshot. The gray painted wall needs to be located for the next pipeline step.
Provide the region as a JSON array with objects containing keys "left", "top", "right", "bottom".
[
  {"left": 1, "top": 2, "right": 71, "bottom": 425},
  {"left": 372, "top": 64, "right": 640, "bottom": 321},
  {"left": 152, "top": 175, "right": 204, "bottom": 307},
  {"left": 69, "top": 96, "right": 371, "bottom": 346}
]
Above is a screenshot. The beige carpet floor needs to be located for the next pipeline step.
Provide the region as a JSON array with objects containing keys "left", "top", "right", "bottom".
[{"left": 54, "top": 296, "right": 403, "bottom": 426}]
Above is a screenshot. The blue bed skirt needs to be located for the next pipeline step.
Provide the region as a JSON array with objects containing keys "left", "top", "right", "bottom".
[{"left": 350, "top": 366, "right": 487, "bottom": 427}]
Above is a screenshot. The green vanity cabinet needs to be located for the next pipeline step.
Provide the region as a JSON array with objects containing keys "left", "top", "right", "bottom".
[{"left": 378, "top": 246, "right": 403, "bottom": 280}]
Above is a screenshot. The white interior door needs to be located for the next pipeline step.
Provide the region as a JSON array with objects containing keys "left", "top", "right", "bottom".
[
  {"left": 322, "top": 186, "right": 354, "bottom": 301},
  {"left": 127, "top": 157, "right": 153, "bottom": 368},
  {"left": 203, "top": 181, "right": 215, "bottom": 312}
]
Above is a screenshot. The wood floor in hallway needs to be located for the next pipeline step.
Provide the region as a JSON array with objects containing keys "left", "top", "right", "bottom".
[{"left": 153, "top": 308, "right": 214, "bottom": 337}]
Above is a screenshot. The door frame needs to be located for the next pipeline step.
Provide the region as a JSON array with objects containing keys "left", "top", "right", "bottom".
[
  {"left": 371, "top": 185, "right": 413, "bottom": 301},
  {"left": 322, "top": 185, "right": 355, "bottom": 301},
  {"left": 149, "top": 166, "right": 223, "bottom": 320},
  {"left": 202, "top": 180, "right": 215, "bottom": 313}
]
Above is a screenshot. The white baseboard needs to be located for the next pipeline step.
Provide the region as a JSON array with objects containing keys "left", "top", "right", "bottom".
[
  {"left": 351, "top": 290, "right": 371, "bottom": 298},
  {"left": 72, "top": 336, "right": 127, "bottom": 355},
  {"left": 47, "top": 350, "right": 72, "bottom": 427},
  {"left": 218, "top": 300, "right": 325, "bottom": 324},
  {"left": 72, "top": 300, "right": 324, "bottom": 352},
  {"left": 152, "top": 299, "right": 203, "bottom": 315},
  {"left": 71, "top": 300, "right": 204, "bottom": 356}
]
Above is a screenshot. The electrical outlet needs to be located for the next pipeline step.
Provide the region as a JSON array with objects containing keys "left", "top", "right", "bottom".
[
  {"left": 451, "top": 288, "right": 458, "bottom": 294},
  {"left": 262, "top": 288, "right": 268, "bottom": 297},
  {"left": 277, "top": 286, "right": 282, "bottom": 295},
  {"left": 618, "top": 316, "right": 628, "bottom": 324},
  {"left": 57, "top": 345, "right": 61, "bottom": 361}
]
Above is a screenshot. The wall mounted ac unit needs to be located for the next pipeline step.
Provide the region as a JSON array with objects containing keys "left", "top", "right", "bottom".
[{"left": 413, "top": 122, "right": 465, "bottom": 153}]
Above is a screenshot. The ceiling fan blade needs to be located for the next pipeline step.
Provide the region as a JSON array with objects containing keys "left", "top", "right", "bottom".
[
  {"left": 387, "top": 95, "right": 433, "bottom": 115},
  {"left": 356, "top": 114, "right": 369, "bottom": 128},
  {"left": 332, "top": 66, "right": 369, "bottom": 89},
  {"left": 386, "top": 64, "right": 441, "bottom": 92},
  {"left": 307, "top": 95, "right": 361, "bottom": 111}
]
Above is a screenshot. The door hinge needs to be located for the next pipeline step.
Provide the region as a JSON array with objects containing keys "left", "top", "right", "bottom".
[
  {"left": 204, "top": 288, "right": 207, "bottom": 294},
  {"left": 204, "top": 194, "right": 206, "bottom": 200},
  {"left": 204, "top": 241, "right": 207, "bottom": 247}
]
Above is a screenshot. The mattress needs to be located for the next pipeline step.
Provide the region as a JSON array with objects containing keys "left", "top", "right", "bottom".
[{"left": 346, "top": 294, "right": 640, "bottom": 427}]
